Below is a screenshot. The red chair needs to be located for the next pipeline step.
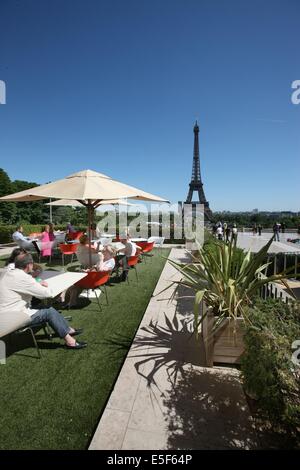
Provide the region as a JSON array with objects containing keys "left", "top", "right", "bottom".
[
  {"left": 75, "top": 271, "right": 111, "bottom": 310},
  {"left": 135, "top": 241, "right": 154, "bottom": 262},
  {"left": 59, "top": 243, "right": 78, "bottom": 268},
  {"left": 126, "top": 255, "right": 139, "bottom": 283},
  {"left": 28, "top": 232, "right": 42, "bottom": 239},
  {"left": 67, "top": 231, "right": 84, "bottom": 241}
]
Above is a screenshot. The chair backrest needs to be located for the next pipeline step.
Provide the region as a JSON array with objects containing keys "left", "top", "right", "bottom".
[
  {"left": 59, "top": 243, "right": 78, "bottom": 254},
  {"left": 148, "top": 236, "right": 165, "bottom": 247},
  {"left": 13, "top": 238, "right": 40, "bottom": 254},
  {"left": 76, "top": 270, "right": 111, "bottom": 288},
  {"left": 127, "top": 255, "right": 139, "bottom": 267},
  {"left": 0, "top": 310, "right": 30, "bottom": 339},
  {"left": 135, "top": 241, "right": 148, "bottom": 250},
  {"left": 137, "top": 241, "right": 154, "bottom": 253},
  {"left": 28, "top": 232, "right": 42, "bottom": 239},
  {"left": 68, "top": 231, "right": 84, "bottom": 241}
]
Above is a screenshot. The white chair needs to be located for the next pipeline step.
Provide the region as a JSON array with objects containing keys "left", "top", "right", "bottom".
[
  {"left": 148, "top": 236, "right": 165, "bottom": 253},
  {"left": 13, "top": 238, "right": 41, "bottom": 260},
  {"left": 0, "top": 310, "right": 52, "bottom": 359}
]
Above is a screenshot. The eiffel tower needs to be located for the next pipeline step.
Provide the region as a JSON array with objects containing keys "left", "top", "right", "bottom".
[{"left": 185, "top": 121, "right": 212, "bottom": 221}]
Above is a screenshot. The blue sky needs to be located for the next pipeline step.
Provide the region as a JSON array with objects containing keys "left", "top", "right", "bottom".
[{"left": 0, "top": 0, "right": 299, "bottom": 211}]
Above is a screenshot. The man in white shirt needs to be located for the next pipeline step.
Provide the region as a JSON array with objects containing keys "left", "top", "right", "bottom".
[
  {"left": 232, "top": 224, "right": 238, "bottom": 242},
  {"left": 117, "top": 236, "right": 142, "bottom": 281},
  {"left": 12, "top": 225, "right": 40, "bottom": 254},
  {"left": 0, "top": 253, "right": 87, "bottom": 349},
  {"left": 216, "top": 226, "right": 223, "bottom": 241}
]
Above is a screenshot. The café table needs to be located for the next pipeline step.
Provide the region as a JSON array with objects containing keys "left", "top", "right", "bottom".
[
  {"left": 40, "top": 270, "right": 87, "bottom": 297},
  {"left": 98, "top": 233, "right": 115, "bottom": 238}
]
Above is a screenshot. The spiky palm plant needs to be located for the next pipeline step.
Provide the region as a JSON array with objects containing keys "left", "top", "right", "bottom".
[{"left": 167, "top": 236, "right": 296, "bottom": 335}]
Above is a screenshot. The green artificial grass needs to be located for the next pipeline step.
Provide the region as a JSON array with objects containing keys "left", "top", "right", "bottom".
[{"left": 0, "top": 248, "right": 170, "bottom": 449}]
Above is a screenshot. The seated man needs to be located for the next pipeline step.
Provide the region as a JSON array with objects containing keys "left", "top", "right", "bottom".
[
  {"left": 12, "top": 225, "right": 40, "bottom": 254},
  {"left": 0, "top": 253, "right": 87, "bottom": 349},
  {"left": 116, "top": 235, "right": 142, "bottom": 281}
]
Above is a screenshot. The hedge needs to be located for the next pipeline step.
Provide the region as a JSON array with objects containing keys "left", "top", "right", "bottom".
[{"left": 241, "top": 298, "right": 300, "bottom": 437}]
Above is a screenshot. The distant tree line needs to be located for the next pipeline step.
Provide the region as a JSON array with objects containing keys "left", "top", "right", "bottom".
[
  {"left": 0, "top": 168, "right": 88, "bottom": 226},
  {"left": 211, "top": 212, "right": 300, "bottom": 229}
]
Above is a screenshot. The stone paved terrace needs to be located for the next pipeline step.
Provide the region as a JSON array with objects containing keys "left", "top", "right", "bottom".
[
  {"left": 89, "top": 248, "right": 261, "bottom": 450},
  {"left": 236, "top": 231, "right": 300, "bottom": 254}
]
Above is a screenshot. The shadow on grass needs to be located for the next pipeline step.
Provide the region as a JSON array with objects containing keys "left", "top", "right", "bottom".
[
  {"left": 3, "top": 327, "right": 64, "bottom": 360},
  {"left": 101, "top": 332, "right": 133, "bottom": 360}
]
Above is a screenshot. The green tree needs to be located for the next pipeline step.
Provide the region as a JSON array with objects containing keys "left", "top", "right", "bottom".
[
  {"left": 0, "top": 168, "right": 17, "bottom": 223},
  {"left": 11, "top": 180, "right": 48, "bottom": 224}
]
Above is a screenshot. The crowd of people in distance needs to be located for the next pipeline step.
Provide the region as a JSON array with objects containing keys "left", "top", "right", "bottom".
[
  {"left": 212, "top": 222, "right": 238, "bottom": 243},
  {"left": 251, "top": 222, "right": 286, "bottom": 241}
]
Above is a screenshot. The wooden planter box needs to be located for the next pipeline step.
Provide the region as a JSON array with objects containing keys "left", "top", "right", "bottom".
[{"left": 201, "top": 303, "right": 245, "bottom": 367}]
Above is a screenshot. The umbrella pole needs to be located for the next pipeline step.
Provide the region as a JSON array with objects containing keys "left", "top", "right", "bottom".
[
  {"left": 49, "top": 198, "right": 53, "bottom": 223},
  {"left": 88, "top": 202, "right": 92, "bottom": 268}
]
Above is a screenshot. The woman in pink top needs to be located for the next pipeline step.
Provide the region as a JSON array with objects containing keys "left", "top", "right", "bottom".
[{"left": 41, "top": 224, "right": 52, "bottom": 257}]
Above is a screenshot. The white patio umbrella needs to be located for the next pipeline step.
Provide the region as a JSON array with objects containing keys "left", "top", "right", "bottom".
[
  {"left": 0, "top": 169, "right": 168, "bottom": 266},
  {"left": 46, "top": 198, "right": 135, "bottom": 207},
  {"left": 46, "top": 197, "right": 135, "bottom": 230}
]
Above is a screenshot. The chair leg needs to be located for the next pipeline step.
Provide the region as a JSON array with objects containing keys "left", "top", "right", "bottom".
[
  {"left": 71, "top": 253, "right": 74, "bottom": 265},
  {"left": 94, "top": 289, "right": 102, "bottom": 311},
  {"left": 104, "top": 285, "right": 109, "bottom": 305},
  {"left": 28, "top": 327, "right": 41, "bottom": 359},
  {"left": 134, "top": 266, "right": 138, "bottom": 282},
  {"left": 62, "top": 254, "right": 64, "bottom": 269}
]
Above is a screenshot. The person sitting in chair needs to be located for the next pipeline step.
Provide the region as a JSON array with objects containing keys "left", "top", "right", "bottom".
[
  {"left": 76, "top": 234, "right": 101, "bottom": 268},
  {"left": 91, "top": 245, "right": 116, "bottom": 272},
  {"left": 64, "top": 245, "right": 115, "bottom": 308},
  {"left": 0, "top": 253, "right": 87, "bottom": 349},
  {"left": 12, "top": 225, "right": 40, "bottom": 254},
  {"left": 116, "top": 235, "right": 142, "bottom": 281}
]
